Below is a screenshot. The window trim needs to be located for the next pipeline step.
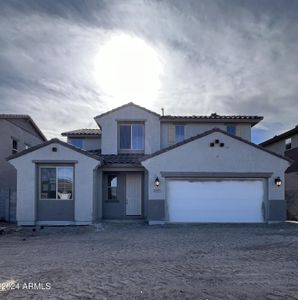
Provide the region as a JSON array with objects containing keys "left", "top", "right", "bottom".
[
  {"left": 39, "top": 165, "right": 74, "bottom": 201},
  {"left": 118, "top": 122, "right": 145, "bottom": 153}
]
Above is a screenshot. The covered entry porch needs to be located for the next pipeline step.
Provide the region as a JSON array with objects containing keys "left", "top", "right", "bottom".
[{"left": 96, "top": 166, "right": 148, "bottom": 221}]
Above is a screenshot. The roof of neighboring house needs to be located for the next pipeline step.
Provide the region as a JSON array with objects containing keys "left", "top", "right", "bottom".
[
  {"left": 140, "top": 128, "right": 292, "bottom": 163},
  {"left": 285, "top": 148, "right": 298, "bottom": 173},
  {"left": 94, "top": 102, "right": 160, "bottom": 119},
  {"left": 0, "top": 114, "right": 47, "bottom": 141},
  {"left": 260, "top": 125, "right": 298, "bottom": 147},
  {"left": 7, "top": 138, "right": 100, "bottom": 161},
  {"left": 61, "top": 128, "right": 101, "bottom": 137},
  {"left": 160, "top": 113, "right": 263, "bottom": 126}
]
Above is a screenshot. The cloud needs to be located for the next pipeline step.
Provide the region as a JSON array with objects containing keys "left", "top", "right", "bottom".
[{"left": 0, "top": 0, "right": 297, "bottom": 142}]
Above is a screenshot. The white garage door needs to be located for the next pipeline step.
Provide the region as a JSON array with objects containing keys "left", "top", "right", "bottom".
[{"left": 167, "top": 179, "right": 264, "bottom": 223}]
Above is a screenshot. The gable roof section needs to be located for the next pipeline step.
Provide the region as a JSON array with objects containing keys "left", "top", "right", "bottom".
[
  {"left": 61, "top": 128, "right": 101, "bottom": 137},
  {"left": 0, "top": 114, "right": 47, "bottom": 141},
  {"left": 94, "top": 102, "right": 160, "bottom": 119},
  {"left": 7, "top": 138, "right": 101, "bottom": 162},
  {"left": 161, "top": 114, "right": 263, "bottom": 127},
  {"left": 140, "top": 128, "right": 292, "bottom": 163},
  {"left": 260, "top": 125, "right": 298, "bottom": 147}
]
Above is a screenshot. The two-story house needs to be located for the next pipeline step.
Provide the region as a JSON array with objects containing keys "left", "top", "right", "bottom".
[
  {"left": 260, "top": 126, "right": 298, "bottom": 220},
  {"left": 8, "top": 103, "right": 291, "bottom": 225},
  {"left": 0, "top": 114, "right": 46, "bottom": 222}
]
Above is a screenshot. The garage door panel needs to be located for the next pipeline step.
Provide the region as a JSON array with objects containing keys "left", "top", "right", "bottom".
[{"left": 167, "top": 180, "right": 264, "bottom": 223}]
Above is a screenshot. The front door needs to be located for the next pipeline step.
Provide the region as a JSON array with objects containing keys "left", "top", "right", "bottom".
[{"left": 126, "top": 173, "right": 142, "bottom": 215}]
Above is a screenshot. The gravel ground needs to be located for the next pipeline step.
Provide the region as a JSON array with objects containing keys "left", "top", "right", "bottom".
[{"left": 0, "top": 222, "right": 298, "bottom": 299}]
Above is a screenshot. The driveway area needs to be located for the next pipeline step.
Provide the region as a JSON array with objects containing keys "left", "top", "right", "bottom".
[{"left": 0, "top": 223, "right": 298, "bottom": 299}]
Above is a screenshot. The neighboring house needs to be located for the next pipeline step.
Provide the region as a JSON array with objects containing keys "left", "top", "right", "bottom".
[
  {"left": 0, "top": 114, "right": 46, "bottom": 221},
  {"left": 260, "top": 126, "right": 298, "bottom": 220},
  {"left": 8, "top": 103, "right": 291, "bottom": 226}
]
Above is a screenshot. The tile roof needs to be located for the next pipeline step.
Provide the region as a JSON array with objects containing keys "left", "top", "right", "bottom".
[
  {"left": 260, "top": 125, "right": 298, "bottom": 147},
  {"left": 0, "top": 114, "right": 47, "bottom": 141},
  {"left": 100, "top": 154, "right": 146, "bottom": 166},
  {"left": 161, "top": 113, "right": 263, "bottom": 120},
  {"left": 61, "top": 128, "right": 101, "bottom": 136},
  {"left": 0, "top": 114, "right": 31, "bottom": 119},
  {"left": 140, "top": 128, "right": 292, "bottom": 163},
  {"left": 94, "top": 102, "right": 160, "bottom": 119},
  {"left": 87, "top": 152, "right": 146, "bottom": 167},
  {"left": 160, "top": 113, "right": 263, "bottom": 126}
]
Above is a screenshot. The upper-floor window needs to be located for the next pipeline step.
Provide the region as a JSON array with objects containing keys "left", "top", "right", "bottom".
[
  {"left": 175, "top": 125, "right": 185, "bottom": 143},
  {"left": 119, "top": 123, "right": 144, "bottom": 151},
  {"left": 70, "top": 138, "right": 83, "bottom": 149},
  {"left": 227, "top": 125, "right": 236, "bottom": 135},
  {"left": 285, "top": 138, "right": 292, "bottom": 150},
  {"left": 12, "top": 138, "right": 18, "bottom": 154}
]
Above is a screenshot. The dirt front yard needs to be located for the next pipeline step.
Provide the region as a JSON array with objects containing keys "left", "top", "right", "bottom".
[{"left": 0, "top": 223, "right": 298, "bottom": 299}]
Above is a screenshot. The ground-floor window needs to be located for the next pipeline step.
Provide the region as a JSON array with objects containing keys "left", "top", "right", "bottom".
[{"left": 40, "top": 166, "right": 73, "bottom": 200}]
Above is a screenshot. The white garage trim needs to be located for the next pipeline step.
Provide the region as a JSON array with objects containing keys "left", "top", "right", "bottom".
[
  {"left": 166, "top": 178, "right": 266, "bottom": 223},
  {"left": 161, "top": 172, "right": 273, "bottom": 178}
]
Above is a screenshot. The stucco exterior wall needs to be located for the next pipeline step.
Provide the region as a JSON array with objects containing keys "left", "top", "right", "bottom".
[
  {"left": 95, "top": 105, "right": 160, "bottom": 155},
  {"left": 264, "top": 140, "right": 286, "bottom": 155},
  {"left": 0, "top": 119, "right": 44, "bottom": 190},
  {"left": 285, "top": 172, "right": 298, "bottom": 220},
  {"left": 142, "top": 131, "right": 290, "bottom": 222},
  {"left": 160, "top": 122, "right": 251, "bottom": 149},
  {"left": 9, "top": 143, "right": 99, "bottom": 225},
  {"left": 290, "top": 133, "right": 298, "bottom": 148}
]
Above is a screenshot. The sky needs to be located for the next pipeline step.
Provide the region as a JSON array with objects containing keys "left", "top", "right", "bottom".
[{"left": 0, "top": 0, "right": 298, "bottom": 143}]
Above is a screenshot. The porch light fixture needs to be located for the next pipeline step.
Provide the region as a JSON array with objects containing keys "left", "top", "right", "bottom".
[
  {"left": 275, "top": 177, "right": 282, "bottom": 187},
  {"left": 154, "top": 176, "right": 160, "bottom": 188}
]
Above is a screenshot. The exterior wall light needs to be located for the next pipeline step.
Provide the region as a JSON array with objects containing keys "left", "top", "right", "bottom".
[
  {"left": 154, "top": 176, "right": 160, "bottom": 188},
  {"left": 275, "top": 177, "right": 282, "bottom": 187}
]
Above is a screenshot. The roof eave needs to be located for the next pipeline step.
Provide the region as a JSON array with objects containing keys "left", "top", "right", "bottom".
[
  {"left": 7, "top": 138, "right": 101, "bottom": 162},
  {"left": 27, "top": 117, "right": 47, "bottom": 141},
  {"left": 61, "top": 133, "right": 101, "bottom": 137},
  {"left": 94, "top": 102, "right": 160, "bottom": 120},
  {"left": 160, "top": 117, "right": 263, "bottom": 126}
]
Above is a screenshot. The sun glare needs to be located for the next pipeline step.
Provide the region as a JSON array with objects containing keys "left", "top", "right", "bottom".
[{"left": 94, "top": 34, "right": 162, "bottom": 106}]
